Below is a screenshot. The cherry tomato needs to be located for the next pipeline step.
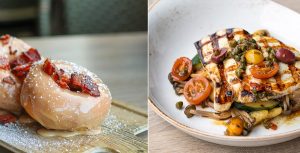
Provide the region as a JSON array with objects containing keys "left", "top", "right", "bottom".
[
  {"left": 250, "top": 62, "right": 279, "bottom": 79},
  {"left": 171, "top": 57, "right": 192, "bottom": 81},
  {"left": 183, "top": 77, "right": 212, "bottom": 105},
  {"left": 245, "top": 49, "right": 264, "bottom": 64}
]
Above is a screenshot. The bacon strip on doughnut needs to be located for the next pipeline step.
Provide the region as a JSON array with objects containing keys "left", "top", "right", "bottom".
[
  {"left": 10, "top": 48, "right": 41, "bottom": 80},
  {"left": 42, "top": 59, "right": 100, "bottom": 97},
  {"left": 70, "top": 73, "right": 100, "bottom": 97}
]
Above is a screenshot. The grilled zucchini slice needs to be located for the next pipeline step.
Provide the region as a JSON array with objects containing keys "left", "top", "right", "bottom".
[{"left": 234, "top": 100, "right": 279, "bottom": 111}]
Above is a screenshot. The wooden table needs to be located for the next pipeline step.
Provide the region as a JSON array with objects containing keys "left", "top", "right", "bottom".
[
  {"left": 0, "top": 32, "right": 147, "bottom": 153},
  {"left": 149, "top": 0, "right": 300, "bottom": 152}
]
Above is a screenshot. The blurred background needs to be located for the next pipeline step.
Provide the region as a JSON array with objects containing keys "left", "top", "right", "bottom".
[{"left": 0, "top": 0, "right": 147, "bottom": 36}]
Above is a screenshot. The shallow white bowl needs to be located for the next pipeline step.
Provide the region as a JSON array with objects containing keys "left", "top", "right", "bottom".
[{"left": 149, "top": 0, "right": 300, "bottom": 147}]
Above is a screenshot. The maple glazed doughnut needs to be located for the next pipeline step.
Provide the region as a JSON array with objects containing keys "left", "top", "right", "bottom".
[
  {"left": 20, "top": 59, "right": 112, "bottom": 131},
  {"left": 0, "top": 35, "right": 41, "bottom": 114}
]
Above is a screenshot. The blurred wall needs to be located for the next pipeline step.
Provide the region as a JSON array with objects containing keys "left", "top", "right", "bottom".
[{"left": 0, "top": 0, "right": 147, "bottom": 37}]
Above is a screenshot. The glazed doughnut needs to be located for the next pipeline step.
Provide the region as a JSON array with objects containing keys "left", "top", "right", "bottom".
[
  {"left": 0, "top": 35, "right": 41, "bottom": 114},
  {"left": 20, "top": 59, "right": 112, "bottom": 131}
]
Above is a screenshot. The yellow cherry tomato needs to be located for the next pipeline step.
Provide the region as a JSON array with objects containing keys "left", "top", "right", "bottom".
[{"left": 245, "top": 49, "right": 264, "bottom": 64}]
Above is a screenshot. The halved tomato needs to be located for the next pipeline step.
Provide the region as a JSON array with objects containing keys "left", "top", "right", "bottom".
[
  {"left": 183, "top": 76, "right": 212, "bottom": 105},
  {"left": 171, "top": 57, "right": 192, "bottom": 81},
  {"left": 250, "top": 62, "right": 279, "bottom": 79}
]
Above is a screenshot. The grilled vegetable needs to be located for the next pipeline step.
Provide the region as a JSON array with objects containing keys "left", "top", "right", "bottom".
[
  {"left": 190, "top": 109, "right": 231, "bottom": 120},
  {"left": 250, "top": 61, "right": 279, "bottom": 79},
  {"left": 234, "top": 100, "right": 279, "bottom": 111},
  {"left": 192, "top": 54, "right": 201, "bottom": 65},
  {"left": 245, "top": 49, "right": 264, "bottom": 64},
  {"left": 171, "top": 57, "right": 192, "bottom": 81},
  {"left": 275, "top": 48, "right": 295, "bottom": 64},
  {"left": 192, "top": 54, "right": 203, "bottom": 71},
  {"left": 225, "top": 117, "right": 244, "bottom": 136},
  {"left": 250, "top": 107, "right": 282, "bottom": 125},
  {"left": 184, "top": 105, "right": 196, "bottom": 118},
  {"left": 183, "top": 76, "right": 212, "bottom": 105},
  {"left": 266, "top": 107, "right": 282, "bottom": 119},
  {"left": 250, "top": 110, "right": 269, "bottom": 125}
]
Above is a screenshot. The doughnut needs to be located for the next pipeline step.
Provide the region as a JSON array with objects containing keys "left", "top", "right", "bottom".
[
  {"left": 20, "top": 59, "right": 112, "bottom": 131},
  {"left": 0, "top": 35, "right": 41, "bottom": 114}
]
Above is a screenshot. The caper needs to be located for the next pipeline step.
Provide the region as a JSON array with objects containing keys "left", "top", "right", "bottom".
[
  {"left": 234, "top": 55, "right": 240, "bottom": 61},
  {"left": 241, "top": 45, "right": 247, "bottom": 51},
  {"left": 236, "top": 69, "right": 241, "bottom": 78},
  {"left": 265, "top": 61, "right": 271, "bottom": 66},
  {"left": 250, "top": 38, "right": 256, "bottom": 43},
  {"left": 176, "top": 101, "right": 183, "bottom": 109},
  {"left": 237, "top": 39, "right": 244, "bottom": 44},
  {"left": 267, "top": 47, "right": 272, "bottom": 53},
  {"left": 184, "top": 105, "right": 196, "bottom": 118},
  {"left": 241, "top": 63, "right": 246, "bottom": 70},
  {"left": 229, "top": 40, "right": 237, "bottom": 48},
  {"left": 232, "top": 47, "right": 240, "bottom": 55},
  {"left": 240, "top": 54, "right": 246, "bottom": 62}
]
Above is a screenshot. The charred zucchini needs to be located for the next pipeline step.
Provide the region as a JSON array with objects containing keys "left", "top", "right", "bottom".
[
  {"left": 250, "top": 107, "right": 282, "bottom": 125},
  {"left": 234, "top": 100, "right": 279, "bottom": 111}
]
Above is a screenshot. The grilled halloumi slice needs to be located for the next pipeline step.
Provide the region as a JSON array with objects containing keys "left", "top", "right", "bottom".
[
  {"left": 194, "top": 28, "right": 251, "bottom": 112},
  {"left": 194, "top": 28, "right": 300, "bottom": 112},
  {"left": 251, "top": 35, "right": 300, "bottom": 98}
]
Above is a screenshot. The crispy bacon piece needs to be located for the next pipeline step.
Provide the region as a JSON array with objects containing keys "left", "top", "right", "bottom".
[
  {"left": 2, "top": 76, "right": 15, "bottom": 85},
  {"left": 42, "top": 59, "right": 100, "bottom": 97},
  {"left": 69, "top": 73, "right": 100, "bottom": 97},
  {"left": 69, "top": 73, "right": 83, "bottom": 91},
  {"left": 0, "top": 114, "right": 16, "bottom": 124},
  {"left": 43, "top": 59, "right": 55, "bottom": 75},
  {"left": 54, "top": 69, "right": 70, "bottom": 89},
  {"left": 43, "top": 59, "right": 70, "bottom": 89},
  {"left": 10, "top": 48, "right": 41, "bottom": 80},
  {"left": 81, "top": 75, "right": 100, "bottom": 97},
  {"left": 0, "top": 56, "right": 10, "bottom": 70},
  {"left": 22, "top": 48, "right": 41, "bottom": 62},
  {"left": 0, "top": 34, "right": 10, "bottom": 45},
  {"left": 11, "top": 64, "right": 32, "bottom": 81}
]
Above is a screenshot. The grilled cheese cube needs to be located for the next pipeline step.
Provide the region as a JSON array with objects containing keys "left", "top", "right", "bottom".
[
  {"left": 202, "top": 42, "right": 214, "bottom": 63},
  {"left": 281, "top": 73, "right": 295, "bottom": 85},
  {"left": 295, "top": 61, "right": 300, "bottom": 69},
  {"left": 279, "top": 62, "right": 289, "bottom": 74}
]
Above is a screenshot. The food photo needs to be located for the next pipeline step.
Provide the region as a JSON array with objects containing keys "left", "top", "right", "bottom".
[
  {"left": 149, "top": 0, "right": 300, "bottom": 152},
  {"left": 0, "top": 0, "right": 147, "bottom": 152}
]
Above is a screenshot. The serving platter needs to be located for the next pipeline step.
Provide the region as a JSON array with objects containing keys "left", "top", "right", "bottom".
[
  {"left": 149, "top": 0, "right": 300, "bottom": 146},
  {"left": 0, "top": 100, "right": 147, "bottom": 153}
]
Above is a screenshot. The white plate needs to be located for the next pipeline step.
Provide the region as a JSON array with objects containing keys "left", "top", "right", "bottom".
[{"left": 149, "top": 0, "right": 300, "bottom": 147}]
